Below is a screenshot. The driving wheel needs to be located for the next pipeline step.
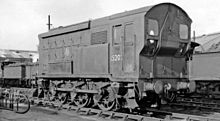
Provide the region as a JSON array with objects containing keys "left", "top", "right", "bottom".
[{"left": 94, "top": 86, "right": 116, "bottom": 111}]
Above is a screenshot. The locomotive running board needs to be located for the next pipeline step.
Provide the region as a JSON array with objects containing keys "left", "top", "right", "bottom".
[{"left": 0, "top": 89, "right": 30, "bottom": 114}]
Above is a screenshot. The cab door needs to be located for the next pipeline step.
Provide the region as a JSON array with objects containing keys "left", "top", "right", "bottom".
[
  {"left": 123, "top": 23, "right": 135, "bottom": 73},
  {"left": 111, "top": 24, "right": 123, "bottom": 77},
  {"left": 111, "top": 23, "right": 136, "bottom": 77}
]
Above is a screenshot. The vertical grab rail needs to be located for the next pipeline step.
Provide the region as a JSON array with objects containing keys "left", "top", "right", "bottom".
[{"left": 0, "top": 89, "right": 30, "bottom": 114}]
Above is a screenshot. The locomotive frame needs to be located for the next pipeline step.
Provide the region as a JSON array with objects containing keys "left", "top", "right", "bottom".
[{"left": 38, "top": 3, "right": 195, "bottom": 110}]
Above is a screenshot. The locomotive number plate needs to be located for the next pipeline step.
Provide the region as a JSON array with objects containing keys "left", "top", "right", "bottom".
[{"left": 111, "top": 54, "right": 121, "bottom": 61}]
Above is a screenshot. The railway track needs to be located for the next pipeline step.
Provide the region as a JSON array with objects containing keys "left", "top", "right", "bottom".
[
  {"left": 2, "top": 88, "right": 220, "bottom": 120},
  {"left": 168, "top": 97, "right": 220, "bottom": 112},
  {"left": 30, "top": 98, "right": 220, "bottom": 121}
]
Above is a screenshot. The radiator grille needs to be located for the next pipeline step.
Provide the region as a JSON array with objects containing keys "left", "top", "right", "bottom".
[{"left": 91, "top": 31, "right": 107, "bottom": 44}]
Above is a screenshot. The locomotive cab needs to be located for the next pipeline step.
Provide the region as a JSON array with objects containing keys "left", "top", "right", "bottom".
[
  {"left": 143, "top": 4, "right": 191, "bottom": 57},
  {"left": 139, "top": 3, "right": 194, "bottom": 105}
]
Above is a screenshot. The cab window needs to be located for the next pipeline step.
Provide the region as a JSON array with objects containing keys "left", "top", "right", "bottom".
[
  {"left": 175, "top": 42, "right": 188, "bottom": 57},
  {"left": 148, "top": 19, "right": 159, "bottom": 36},
  {"left": 141, "top": 39, "right": 158, "bottom": 56},
  {"left": 113, "top": 25, "right": 122, "bottom": 44},
  {"left": 179, "top": 24, "right": 188, "bottom": 39}
]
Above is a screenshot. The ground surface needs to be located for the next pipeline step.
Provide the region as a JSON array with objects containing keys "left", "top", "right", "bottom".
[
  {"left": 1, "top": 105, "right": 220, "bottom": 121},
  {"left": 0, "top": 106, "right": 101, "bottom": 121}
]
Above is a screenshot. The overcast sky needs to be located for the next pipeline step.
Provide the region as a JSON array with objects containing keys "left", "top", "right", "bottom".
[{"left": 0, "top": 0, "right": 219, "bottom": 51}]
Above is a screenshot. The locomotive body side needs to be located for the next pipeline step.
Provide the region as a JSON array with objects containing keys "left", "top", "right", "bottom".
[
  {"left": 37, "top": 3, "right": 194, "bottom": 110},
  {"left": 38, "top": 9, "right": 147, "bottom": 81},
  {"left": 189, "top": 52, "right": 220, "bottom": 98},
  {"left": 1, "top": 63, "right": 38, "bottom": 88},
  {"left": 190, "top": 52, "right": 220, "bottom": 80},
  {"left": 4, "top": 64, "right": 24, "bottom": 79},
  {"left": 25, "top": 63, "right": 39, "bottom": 87},
  {"left": 3, "top": 64, "right": 25, "bottom": 87}
]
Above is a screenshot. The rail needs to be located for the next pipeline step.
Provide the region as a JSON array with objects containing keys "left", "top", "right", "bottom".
[
  {"left": 0, "top": 88, "right": 30, "bottom": 114},
  {"left": 32, "top": 99, "right": 220, "bottom": 121}
]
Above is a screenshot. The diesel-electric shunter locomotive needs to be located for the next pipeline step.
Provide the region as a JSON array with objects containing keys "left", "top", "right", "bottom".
[{"left": 37, "top": 3, "right": 195, "bottom": 110}]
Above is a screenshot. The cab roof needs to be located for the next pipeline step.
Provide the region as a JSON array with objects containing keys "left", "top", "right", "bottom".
[{"left": 39, "top": 3, "right": 191, "bottom": 38}]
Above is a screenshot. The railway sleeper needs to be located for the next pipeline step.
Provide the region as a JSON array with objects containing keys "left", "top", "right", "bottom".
[
  {"left": 174, "top": 97, "right": 220, "bottom": 111},
  {"left": 32, "top": 98, "right": 220, "bottom": 121}
]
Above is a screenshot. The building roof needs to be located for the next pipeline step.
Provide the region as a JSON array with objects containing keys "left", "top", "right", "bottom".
[
  {"left": 0, "top": 49, "right": 38, "bottom": 62},
  {"left": 194, "top": 32, "right": 220, "bottom": 53}
]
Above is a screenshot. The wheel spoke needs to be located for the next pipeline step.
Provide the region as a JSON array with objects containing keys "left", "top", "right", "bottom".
[
  {"left": 73, "top": 93, "right": 91, "bottom": 108},
  {"left": 94, "top": 86, "right": 116, "bottom": 111},
  {"left": 55, "top": 92, "right": 68, "bottom": 104}
]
